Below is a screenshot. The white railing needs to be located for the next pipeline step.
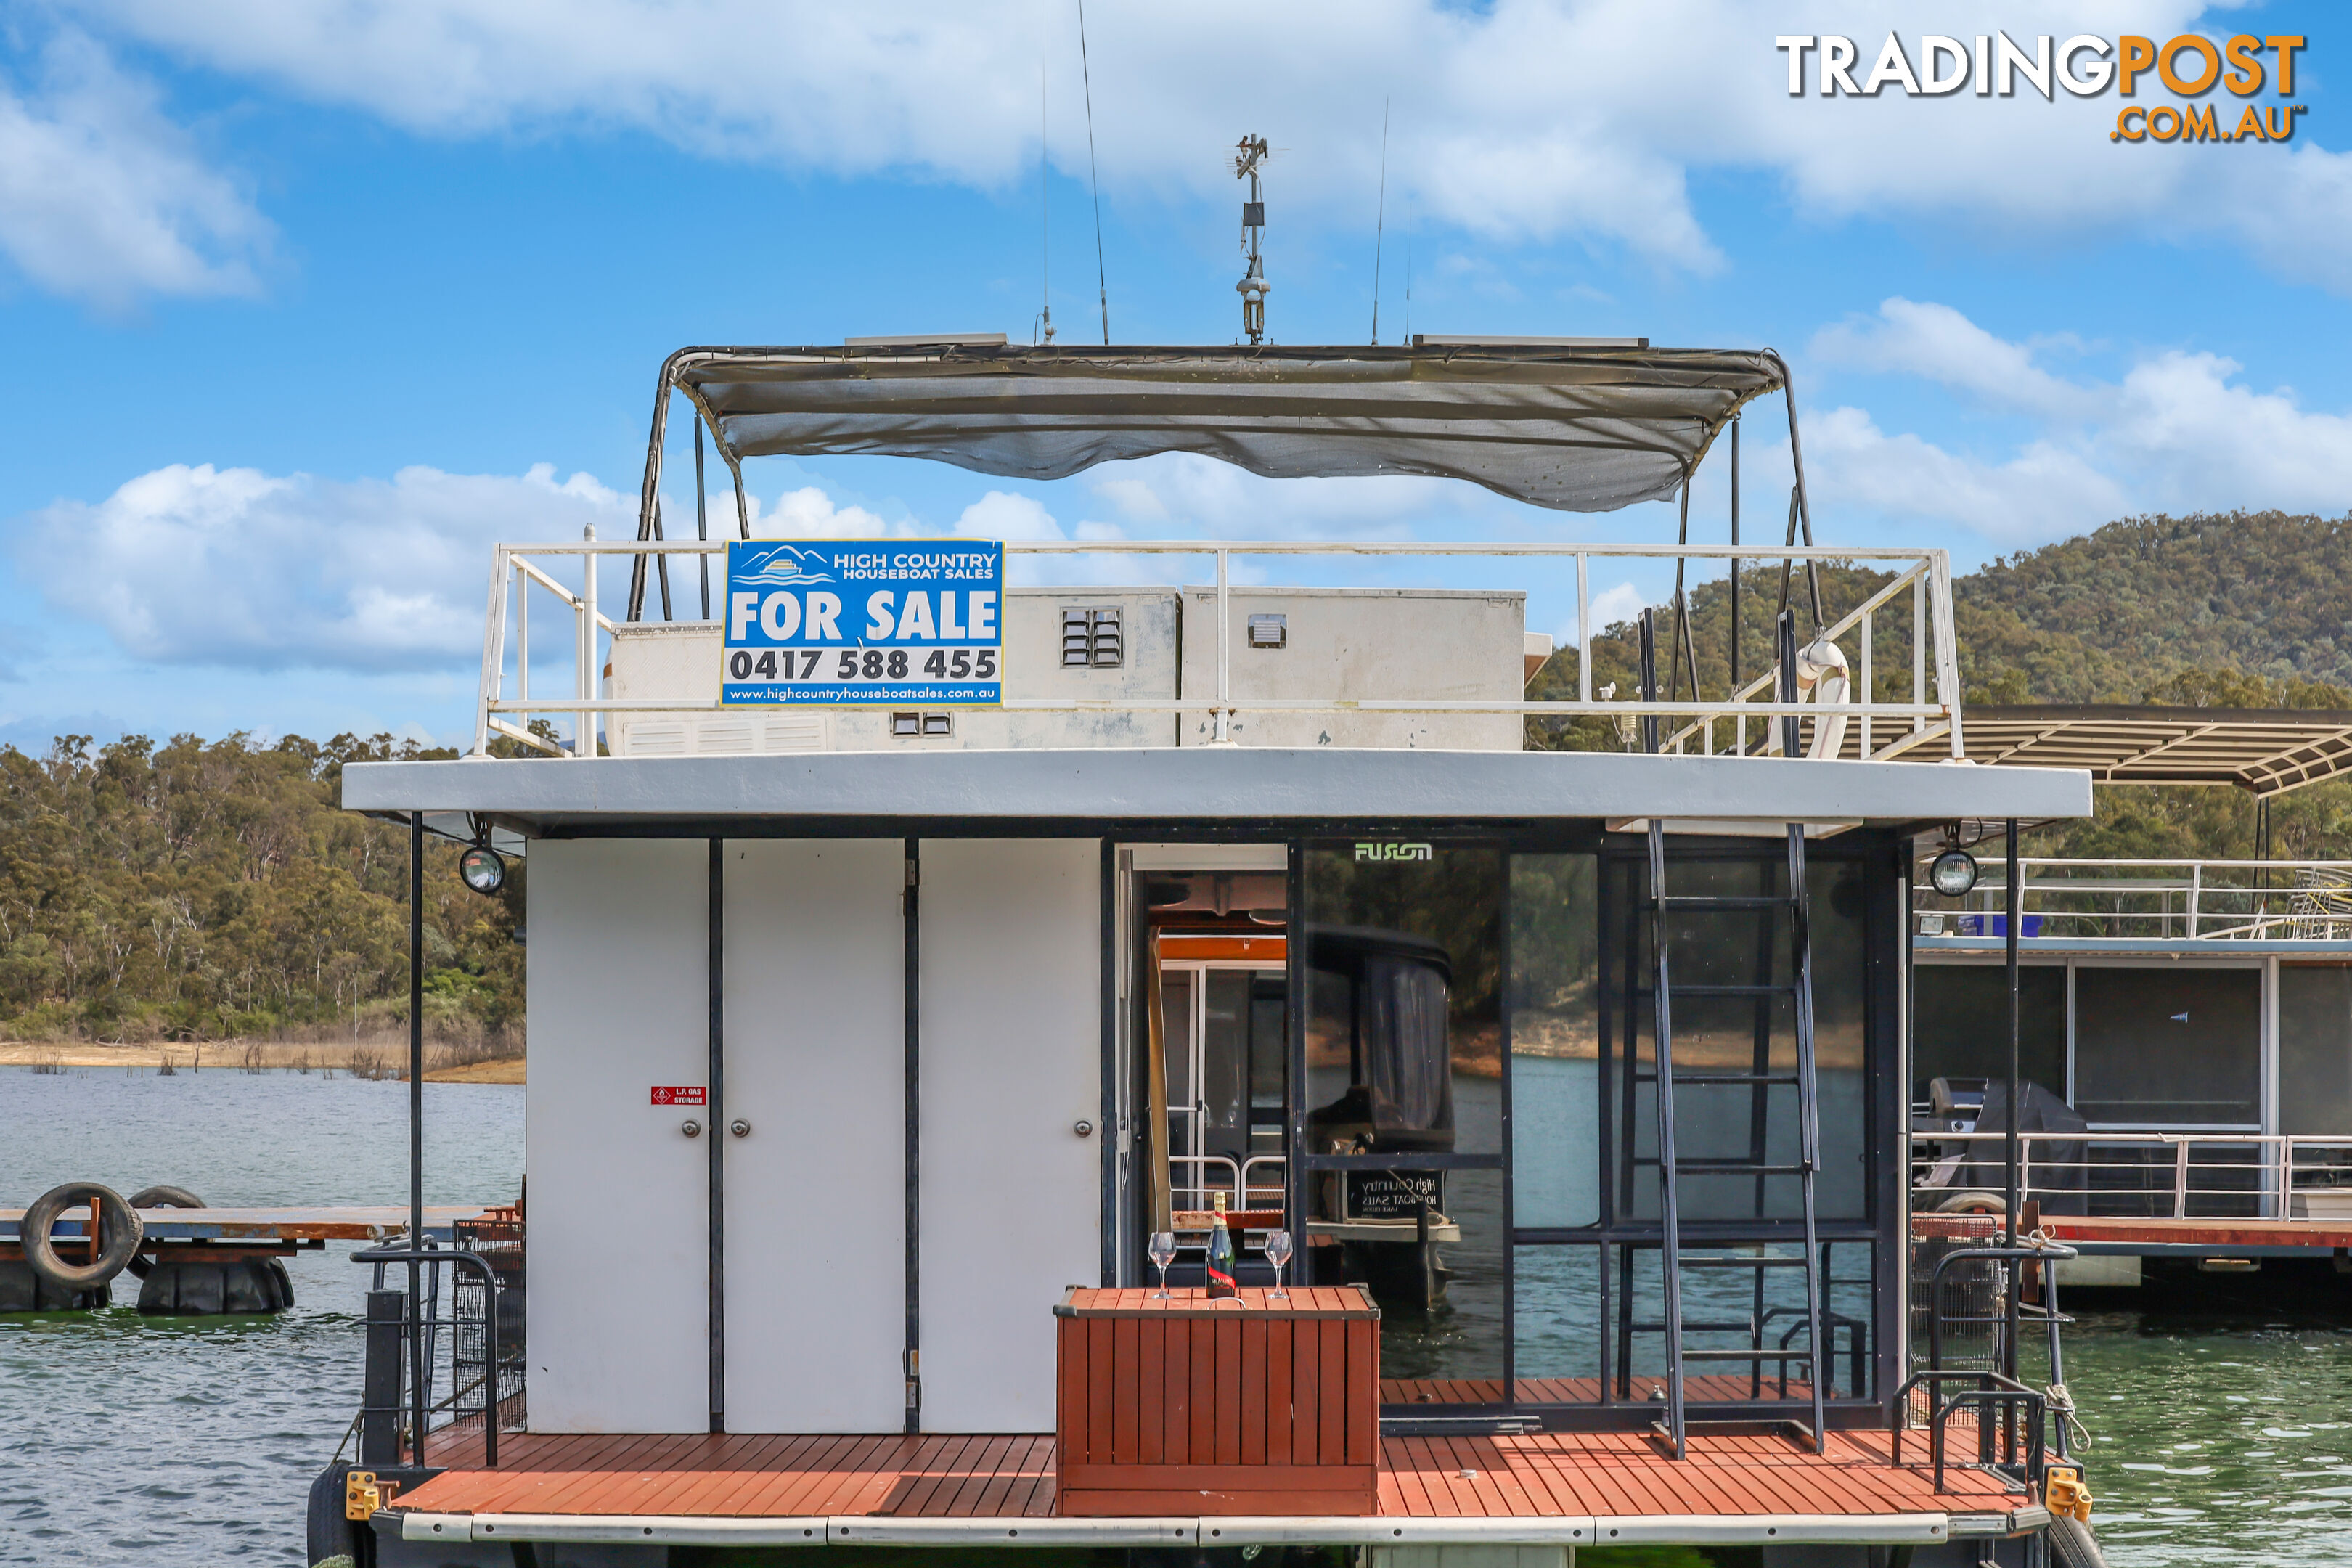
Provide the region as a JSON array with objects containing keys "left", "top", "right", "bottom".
[
  {"left": 469, "top": 539, "right": 1964, "bottom": 760},
  {"left": 1167, "top": 1154, "right": 1287, "bottom": 1217},
  {"left": 1912, "top": 1130, "right": 2352, "bottom": 1219},
  {"left": 1916, "top": 859, "right": 2352, "bottom": 941}
]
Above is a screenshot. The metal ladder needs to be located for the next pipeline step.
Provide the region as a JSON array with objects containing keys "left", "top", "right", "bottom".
[{"left": 1641, "top": 815, "right": 1829, "bottom": 1458}]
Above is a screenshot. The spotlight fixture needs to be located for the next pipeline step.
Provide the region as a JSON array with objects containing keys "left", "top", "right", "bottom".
[
  {"left": 459, "top": 844, "right": 507, "bottom": 896},
  {"left": 1928, "top": 847, "right": 1979, "bottom": 899}
]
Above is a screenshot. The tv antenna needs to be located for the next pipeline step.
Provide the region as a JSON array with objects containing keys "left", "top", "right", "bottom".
[
  {"left": 1079, "top": 0, "right": 1109, "bottom": 343},
  {"left": 1371, "top": 99, "right": 1389, "bottom": 346},
  {"left": 1234, "top": 133, "right": 1270, "bottom": 345},
  {"left": 1038, "top": 63, "right": 1054, "bottom": 345}
]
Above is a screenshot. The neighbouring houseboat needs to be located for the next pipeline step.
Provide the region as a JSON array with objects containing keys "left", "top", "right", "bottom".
[
  {"left": 1904, "top": 707, "right": 2352, "bottom": 1285},
  {"left": 318, "top": 339, "right": 2103, "bottom": 1568}
]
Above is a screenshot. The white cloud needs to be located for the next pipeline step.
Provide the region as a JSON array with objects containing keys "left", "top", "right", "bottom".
[
  {"left": 0, "top": 30, "right": 270, "bottom": 310},
  {"left": 1581, "top": 581, "right": 1647, "bottom": 639},
  {"left": 746, "top": 484, "right": 891, "bottom": 538},
  {"left": 15, "top": 462, "right": 628, "bottom": 670},
  {"left": 1813, "top": 298, "right": 2094, "bottom": 420},
  {"left": 1799, "top": 300, "right": 2352, "bottom": 542},
  {"left": 78, "top": 1, "right": 2352, "bottom": 287}
]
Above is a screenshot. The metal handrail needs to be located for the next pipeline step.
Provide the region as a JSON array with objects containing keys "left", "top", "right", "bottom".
[
  {"left": 1913, "top": 1130, "right": 2352, "bottom": 1220},
  {"left": 1916, "top": 857, "right": 2352, "bottom": 941},
  {"left": 470, "top": 538, "right": 1964, "bottom": 761},
  {"left": 352, "top": 1246, "right": 502, "bottom": 1468}
]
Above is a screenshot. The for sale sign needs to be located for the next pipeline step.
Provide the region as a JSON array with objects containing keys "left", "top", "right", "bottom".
[{"left": 722, "top": 539, "right": 1003, "bottom": 706}]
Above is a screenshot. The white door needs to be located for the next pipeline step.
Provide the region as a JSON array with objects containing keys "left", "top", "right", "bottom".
[
  {"left": 526, "top": 839, "right": 710, "bottom": 1433},
  {"left": 723, "top": 839, "right": 907, "bottom": 1432},
  {"left": 918, "top": 838, "right": 1102, "bottom": 1432}
]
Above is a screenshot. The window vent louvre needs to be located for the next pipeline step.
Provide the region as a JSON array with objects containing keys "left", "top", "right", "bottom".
[{"left": 1061, "top": 607, "right": 1124, "bottom": 668}]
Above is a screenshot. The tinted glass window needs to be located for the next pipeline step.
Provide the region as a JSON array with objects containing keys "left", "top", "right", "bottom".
[{"left": 2074, "top": 966, "right": 2260, "bottom": 1125}]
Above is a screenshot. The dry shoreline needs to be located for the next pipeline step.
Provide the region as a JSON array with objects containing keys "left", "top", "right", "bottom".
[{"left": 1, "top": 1040, "right": 523, "bottom": 1084}]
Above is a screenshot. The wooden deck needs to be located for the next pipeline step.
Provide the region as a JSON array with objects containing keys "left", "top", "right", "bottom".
[
  {"left": 2041, "top": 1214, "right": 2352, "bottom": 1249},
  {"left": 394, "top": 1425, "right": 2024, "bottom": 1523}
]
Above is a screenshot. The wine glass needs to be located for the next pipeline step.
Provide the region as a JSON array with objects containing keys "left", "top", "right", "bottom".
[
  {"left": 1263, "top": 1228, "right": 1293, "bottom": 1300},
  {"left": 1148, "top": 1231, "right": 1177, "bottom": 1299}
]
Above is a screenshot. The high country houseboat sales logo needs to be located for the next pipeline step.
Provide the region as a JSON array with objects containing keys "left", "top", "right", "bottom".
[{"left": 1775, "top": 32, "right": 2308, "bottom": 143}]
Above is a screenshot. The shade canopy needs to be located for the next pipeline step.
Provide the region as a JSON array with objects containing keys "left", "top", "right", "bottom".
[
  {"left": 1964, "top": 704, "right": 2352, "bottom": 797},
  {"left": 645, "top": 341, "right": 1787, "bottom": 526}
]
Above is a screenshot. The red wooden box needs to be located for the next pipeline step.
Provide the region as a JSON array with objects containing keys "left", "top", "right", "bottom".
[{"left": 1053, "top": 1286, "right": 1380, "bottom": 1516}]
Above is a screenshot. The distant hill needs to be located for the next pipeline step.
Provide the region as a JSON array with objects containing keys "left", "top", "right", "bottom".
[
  {"left": 1529, "top": 510, "right": 2352, "bottom": 859},
  {"left": 1953, "top": 512, "right": 2352, "bottom": 703}
]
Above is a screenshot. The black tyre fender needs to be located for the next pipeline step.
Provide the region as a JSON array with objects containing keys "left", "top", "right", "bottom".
[
  {"left": 2049, "top": 1513, "right": 2110, "bottom": 1568},
  {"left": 21, "top": 1182, "right": 144, "bottom": 1292},
  {"left": 125, "top": 1185, "right": 205, "bottom": 1279}
]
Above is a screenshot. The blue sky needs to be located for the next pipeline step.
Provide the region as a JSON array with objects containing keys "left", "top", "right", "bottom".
[{"left": 1, "top": 1, "right": 2345, "bottom": 750}]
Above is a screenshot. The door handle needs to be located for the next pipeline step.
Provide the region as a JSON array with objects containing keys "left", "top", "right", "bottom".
[
  {"left": 681, "top": 1119, "right": 703, "bottom": 1138},
  {"left": 730, "top": 1119, "right": 751, "bottom": 1138}
]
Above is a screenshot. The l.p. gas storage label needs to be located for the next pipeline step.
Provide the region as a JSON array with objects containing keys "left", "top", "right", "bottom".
[{"left": 721, "top": 539, "right": 1003, "bottom": 706}]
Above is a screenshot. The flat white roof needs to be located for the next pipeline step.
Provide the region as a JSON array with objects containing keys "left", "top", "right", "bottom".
[{"left": 342, "top": 748, "right": 2089, "bottom": 834}]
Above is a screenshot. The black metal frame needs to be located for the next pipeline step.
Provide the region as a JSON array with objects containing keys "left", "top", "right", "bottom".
[
  {"left": 707, "top": 838, "right": 727, "bottom": 1434},
  {"left": 352, "top": 1245, "right": 505, "bottom": 1468}
]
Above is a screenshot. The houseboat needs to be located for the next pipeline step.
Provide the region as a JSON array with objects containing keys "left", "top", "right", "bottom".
[
  {"left": 1905, "top": 707, "right": 2352, "bottom": 1285},
  {"left": 320, "top": 339, "right": 2101, "bottom": 1567}
]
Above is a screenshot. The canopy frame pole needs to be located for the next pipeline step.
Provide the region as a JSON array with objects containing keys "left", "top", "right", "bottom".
[
  {"left": 1728, "top": 415, "right": 1741, "bottom": 693},
  {"left": 695, "top": 418, "right": 712, "bottom": 621},
  {"left": 407, "top": 812, "right": 425, "bottom": 1466},
  {"left": 1771, "top": 352, "right": 1826, "bottom": 632}
]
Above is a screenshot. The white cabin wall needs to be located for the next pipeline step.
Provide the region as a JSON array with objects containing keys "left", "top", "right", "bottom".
[
  {"left": 526, "top": 839, "right": 709, "bottom": 1433},
  {"left": 722, "top": 839, "right": 907, "bottom": 1432},
  {"left": 917, "top": 838, "right": 1102, "bottom": 1432}
]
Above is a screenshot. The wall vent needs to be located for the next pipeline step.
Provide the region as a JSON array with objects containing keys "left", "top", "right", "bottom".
[{"left": 1061, "top": 608, "right": 1124, "bottom": 667}]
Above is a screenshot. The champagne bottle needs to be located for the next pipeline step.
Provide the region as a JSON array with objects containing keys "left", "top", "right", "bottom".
[{"left": 1206, "top": 1191, "right": 1238, "bottom": 1299}]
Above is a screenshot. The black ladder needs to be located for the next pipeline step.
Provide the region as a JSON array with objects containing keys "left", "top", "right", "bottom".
[{"left": 1642, "top": 817, "right": 1829, "bottom": 1458}]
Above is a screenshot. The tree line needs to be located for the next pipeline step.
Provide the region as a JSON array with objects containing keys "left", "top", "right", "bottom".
[
  {"left": 5, "top": 509, "right": 2348, "bottom": 1044},
  {"left": 0, "top": 731, "right": 526, "bottom": 1046}
]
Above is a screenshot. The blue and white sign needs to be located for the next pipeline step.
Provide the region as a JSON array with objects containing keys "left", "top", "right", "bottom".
[{"left": 722, "top": 539, "right": 1003, "bottom": 706}]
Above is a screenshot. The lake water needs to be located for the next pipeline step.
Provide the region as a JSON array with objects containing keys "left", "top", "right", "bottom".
[{"left": 4, "top": 1066, "right": 2348, "bottom": 1567}]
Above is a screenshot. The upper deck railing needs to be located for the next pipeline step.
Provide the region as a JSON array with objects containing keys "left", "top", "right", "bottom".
[
  {"left": 1916, "top": 858, "right": 2352, "bottom": 942},
  {"left": 468, "top": 537, "right": 1964, "bottom": 761}
]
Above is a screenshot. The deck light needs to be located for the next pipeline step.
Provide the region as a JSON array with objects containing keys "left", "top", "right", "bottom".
[
  {"left": 460, "top": 844, "right": 507, "bottom": 896},
  {"left": 1928, "top": 848, "right": 1978, "bottom": 898}
]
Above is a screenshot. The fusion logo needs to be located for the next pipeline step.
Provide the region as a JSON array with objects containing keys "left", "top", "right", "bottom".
[
  {"left": 1355, "top": 843, "right": 1434, "bottom": 862},
  {"left": 1774, "top": 32, "right": 2309, "bottom": 144}
]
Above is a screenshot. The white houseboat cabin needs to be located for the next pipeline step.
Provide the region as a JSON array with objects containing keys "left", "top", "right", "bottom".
[{"left": 322, "top": 340, "right": 2104, "bottom": 1568}]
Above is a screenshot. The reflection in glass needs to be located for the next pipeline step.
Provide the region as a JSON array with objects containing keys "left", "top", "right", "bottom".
[
  {"left": 1304, "top": 844, "right": 1503, "bottom": 1156},
  {"left": 1372, "top": 1169, "right": 1504, "bottom": 1397},
  {"left": 1512, "top": 1246, "right": 1602, "bottom": 1402},
  {"left": 1511, "top": 854, "right": 1599, "bottom": 1228},
  {"left": 1606, "top": 852, "right": 1872, "bottom": 1222}
]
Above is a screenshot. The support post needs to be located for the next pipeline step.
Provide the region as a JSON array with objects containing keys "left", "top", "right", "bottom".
[
  {"left": 708, "top": 838, "right": 726, "bottom": 1433},
  {"left": 360, "top": 1289, "right": 404, "bottom": 1464},
  {"left": 903, "top": 838, "right": 922, "bottom": 1432},
  {"left": 408, "top": 812, "right": 426, "bottom": 1463},
  {"left": 2003, "top": 817, "right": 2022, "bottom": 1385}
]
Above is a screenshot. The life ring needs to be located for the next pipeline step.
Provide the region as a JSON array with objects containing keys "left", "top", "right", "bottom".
[
  {"left": 20, "top": 1182, "right": 144, "bottom": 1292},
  {"left": 125, "top": 1185, "right": 205, "bottom": 1278}
]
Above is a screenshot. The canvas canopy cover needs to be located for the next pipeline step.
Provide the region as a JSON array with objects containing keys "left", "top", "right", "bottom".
[{"left": 632, "top": 342, "right": 1792, "bottom": 561}]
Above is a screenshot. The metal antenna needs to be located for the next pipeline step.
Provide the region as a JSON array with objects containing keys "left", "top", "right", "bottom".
[
  {"left": 1404, "top": 209, "right": 1413, "bottom": 344},
  {"left": 1040, "top": 62, "right": 1054, "bottom": 345},
  {"left": 1371, "top": 99, "right": 1389, "bottom": 345},
  {"left": 1234, "top": 133, "right": 1270, "bottom": 345},
  {"left": 1079, "top": 0, "right": 1109, "bottom": 344}
]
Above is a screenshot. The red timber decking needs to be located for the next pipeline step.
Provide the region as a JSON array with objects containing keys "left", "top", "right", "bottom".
[{"left": 391, "top": 1424, "right": 2025, "bottom": 1530}]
